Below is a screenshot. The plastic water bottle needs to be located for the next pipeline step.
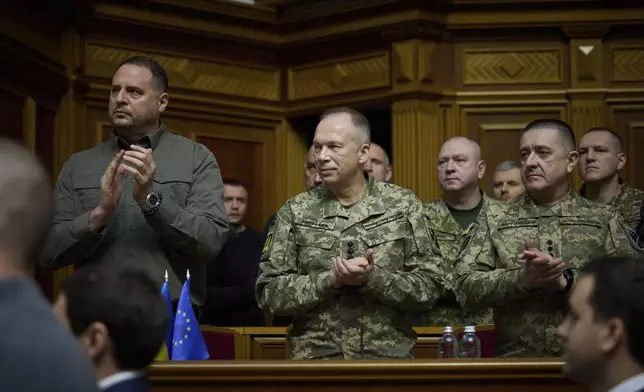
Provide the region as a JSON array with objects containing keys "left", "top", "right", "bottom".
[
  {"left": 437, "top": 326, "right": 459, "bottom": 359},
  {"left": 459, "top": 325, "right": 481, "bottom": 358}
]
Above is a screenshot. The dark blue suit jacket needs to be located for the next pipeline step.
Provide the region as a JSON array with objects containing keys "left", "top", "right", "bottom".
[{"left": 104, "top": 376, "right": 149, "bottom": 392}]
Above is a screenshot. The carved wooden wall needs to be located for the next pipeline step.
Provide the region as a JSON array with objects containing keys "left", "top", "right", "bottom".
[{"left": 2, "top": 0, "right": 644, "bottom": 298}]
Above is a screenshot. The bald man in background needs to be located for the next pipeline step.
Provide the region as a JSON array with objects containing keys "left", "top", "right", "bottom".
[
  {"left": 365, "top": 142, "right": 392, "bottom": 183},
  {"left": 421, "top": 137, "right": 494, "bottom": 327},
  {"left": 492, "top": 161, "right": 525, "bottom": 201}
]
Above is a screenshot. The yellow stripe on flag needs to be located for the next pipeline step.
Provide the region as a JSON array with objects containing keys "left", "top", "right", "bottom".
[{"left": 154, "top": 344, "right": 169, "bottom": 361}]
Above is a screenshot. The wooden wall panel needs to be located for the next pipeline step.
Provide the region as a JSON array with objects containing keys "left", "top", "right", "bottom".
[
  {"left": 36, "top": 105, "right": 56, "bottom": 176},
  {"left": 0, "top": 89, "right": 25, "bottom": 142},
  {"left": 609, "top": 103, "right": 644, "bottom": 190},
  {"left": 166, "top": 117, "right": 275, "bottom": 234},
  {"left": 455, "top": 43, "right": 567, "bottom": 91},
  {"left": 196, "top": 136, "right": 264, "bottom": 232},
  {"left": 610, "top": 44, "right": 644, "bottom": 88}
]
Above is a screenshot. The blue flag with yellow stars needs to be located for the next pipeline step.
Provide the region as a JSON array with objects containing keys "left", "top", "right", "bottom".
[{"left": 171, "top": 270, "right": 209, "bottom": 360}]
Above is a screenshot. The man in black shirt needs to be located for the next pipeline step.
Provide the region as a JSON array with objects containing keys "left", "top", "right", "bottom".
[{"left": 202, "top": 180, "right": 265, "bottom": 326}]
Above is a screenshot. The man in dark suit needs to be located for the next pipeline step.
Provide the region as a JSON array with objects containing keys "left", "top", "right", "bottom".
[
  {"left": 0, "top": 139, "right": 99, "bottom": 392},
  {"left": 53, "top": 264, "right": 168, "bottom": 392},
  {"left": 558, "top": 256, "right": 644, "bottom": 392}
]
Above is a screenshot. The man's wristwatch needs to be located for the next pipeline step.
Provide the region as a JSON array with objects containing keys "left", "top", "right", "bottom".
[
  {"left": 140, "top": 192, "right": 162, "bottom": 216},
  {"left": 562, "top": 268, "right": 574, "bottom": 295}
]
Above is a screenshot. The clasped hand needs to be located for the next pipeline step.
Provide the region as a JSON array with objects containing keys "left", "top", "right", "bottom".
[
  {"left": 89, "top": 145, "right": 156, "bottom": 231},
  {"left": 331, "top": 249, "right": 374, "bottom": 288},
  {"left": 518, "top": 238, "right": 566, "bottom": 291}
]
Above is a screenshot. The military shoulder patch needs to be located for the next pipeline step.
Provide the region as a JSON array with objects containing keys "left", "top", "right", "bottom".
[
  {"left": 262, "top": 220, "right": 276, "bottom": 259},
  {"left": 627, "top": 227, "right": 644, "bottom": 251}
]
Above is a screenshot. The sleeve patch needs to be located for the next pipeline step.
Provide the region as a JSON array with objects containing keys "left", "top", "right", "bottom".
[{"left": 262, "top": 220, "right": 276, "bottom": 259}]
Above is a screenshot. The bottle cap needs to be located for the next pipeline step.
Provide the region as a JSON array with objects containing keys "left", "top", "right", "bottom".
[
  {"left": 443, "top": 326, "right": 453, "bottom": 333},
  {"left": 464, "top": 325, "right": 476, "bottom": 333}
]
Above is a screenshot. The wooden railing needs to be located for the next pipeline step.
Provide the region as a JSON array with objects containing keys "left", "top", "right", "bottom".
[{"left": 148, "top": 359, "right": 582, "bottom": 392}]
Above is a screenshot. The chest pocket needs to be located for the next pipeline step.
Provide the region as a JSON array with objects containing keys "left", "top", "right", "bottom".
[
  {"left": 496, "top": 220, "right": 538, "bottom": 268},
  {"left": 73, "top": 174, "right": 102, "bottom": 213},
  {"left": 154, "top": 171, "right": 191, "bottom": 208},
  {"left": 559, "top": 217, "right": 605, "bottom": 264},
  {"left": 295, "top": 227, "right": 337, "bottom": 273},
  {"left": 361, "top": 218, "right": 409, "bottom": 271}
]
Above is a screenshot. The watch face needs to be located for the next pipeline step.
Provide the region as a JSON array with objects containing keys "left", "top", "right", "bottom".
[{"left": 148, "top": 193, "right": 159, "bottom": 205}]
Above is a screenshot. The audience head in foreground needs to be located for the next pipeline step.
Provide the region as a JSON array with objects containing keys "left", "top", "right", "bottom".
[
  {"left": 0, "top": 138, "right": 99, "bottom": 392},
  {"left": 492, "top": 160, "right": 525, "bottom": 201},
  {"left": 54, "top": 265, "right": 168, "bottom": 391},
  {"left": 558, "top": 256, "right": 644, "bottom": 392},
  {"left": 520, "top": 119, "right": 578, "bottom": 204},
  {"left": 0, "top": 139, "right": 52, "bottom": 270}
]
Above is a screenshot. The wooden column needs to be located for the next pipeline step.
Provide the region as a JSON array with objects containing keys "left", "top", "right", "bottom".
[
  {"left": 392, "top": 100, "right": 442, "bottom": 202},
  {"left": 52, "top": 29, "right": 87, "bottom": 297},
  {"left": 274, "top": 119, "right": 307, "bottom": 211},
  {"left": 389, "top": 33, "right": 449, "bottom": 202},
  {"left": 565, "top": 27, "right": 609, "bottom": 191}
]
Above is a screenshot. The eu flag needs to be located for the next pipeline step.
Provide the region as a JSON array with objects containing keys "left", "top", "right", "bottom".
[{"left": 171, "top": 270, "right": 209, "bottom": 360}]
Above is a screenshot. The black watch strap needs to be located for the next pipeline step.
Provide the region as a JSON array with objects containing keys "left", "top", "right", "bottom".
[
  {"left": 142, "top": 192, "right": 162, "bottom": 216},
  {"left": 562, "top": 268, "right": 574, "bottom": 295}
]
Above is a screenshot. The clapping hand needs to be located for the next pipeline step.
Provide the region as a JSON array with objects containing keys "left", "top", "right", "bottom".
[{"left": 332, "top": 249, "right": 374, "bottom": 288}]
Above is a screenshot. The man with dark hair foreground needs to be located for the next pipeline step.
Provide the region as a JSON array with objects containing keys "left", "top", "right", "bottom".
[
  {"left": 558, "top": 256, "right": 644, "bottom": 392},
  {"left": 54, "top": 265, "right": 168, "bottom": 392},
  {"left": 0, "top": 138, "right": 98, "bottom": 392}
]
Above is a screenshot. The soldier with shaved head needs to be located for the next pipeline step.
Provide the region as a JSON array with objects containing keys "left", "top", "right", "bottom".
[
  {"left": 421, "top": 137, "right": 494, "bottom": 327},
  {"left": 454, "top": 119, "right": 644, "bottom": 357},
  {"left": 578, "top": 127, "right": 644, "bottom": 230}
]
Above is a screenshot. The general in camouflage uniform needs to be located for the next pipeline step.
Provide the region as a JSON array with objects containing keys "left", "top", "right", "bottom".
[
  {"left": 256, "top": 107, "right": 443, "bottom": 360},
  {"left": 455, "top": 192, "right": 643, "bottom": 357},
  {"left": 257, "top": 175, "right": 443, "bottom": 359},
  {"left": 453, "top": 119, "right": 644, "bottom": 358},
  {"left": 423, "top": 195, "right": 495, "bottom": 326},
  {"left": 578, "top": 127, "right": 644, "bottom": 230}
]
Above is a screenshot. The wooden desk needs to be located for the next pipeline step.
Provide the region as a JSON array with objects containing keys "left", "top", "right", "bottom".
[
  {"left": 200, "top": 325, "right": 495, "bottom": 360},
  {"left": 149, "top": 359, "right": 582, "bottom": 392}
]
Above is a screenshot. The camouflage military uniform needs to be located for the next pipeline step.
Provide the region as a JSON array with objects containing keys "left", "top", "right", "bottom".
[
  {"left": 422, "top": 194, "right": 494, "bottom": 327},
  {"left": 580, "top": 180, "right": 644, "bottom": 230},
  {"left": 256, "top": 175, "right": 443, "bottom": 360},
  {"left": 453, "top": 192, "right": 644, "bottom": 357}
]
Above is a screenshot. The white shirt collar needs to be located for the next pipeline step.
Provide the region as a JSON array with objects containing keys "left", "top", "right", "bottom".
[
  {"left": 98, "top": 371, "right": 144, "bottom": 390},
  {"left": 609, "top": 373, "right": 644, "bottom": 392}
]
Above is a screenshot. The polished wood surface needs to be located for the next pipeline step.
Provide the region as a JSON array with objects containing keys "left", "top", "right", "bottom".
[
  {"left": 200, "top": 325, "right": 495, "bottom": 360},
  {"left": 148, "top": 359, "right": 582, "bottom": 392}
]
